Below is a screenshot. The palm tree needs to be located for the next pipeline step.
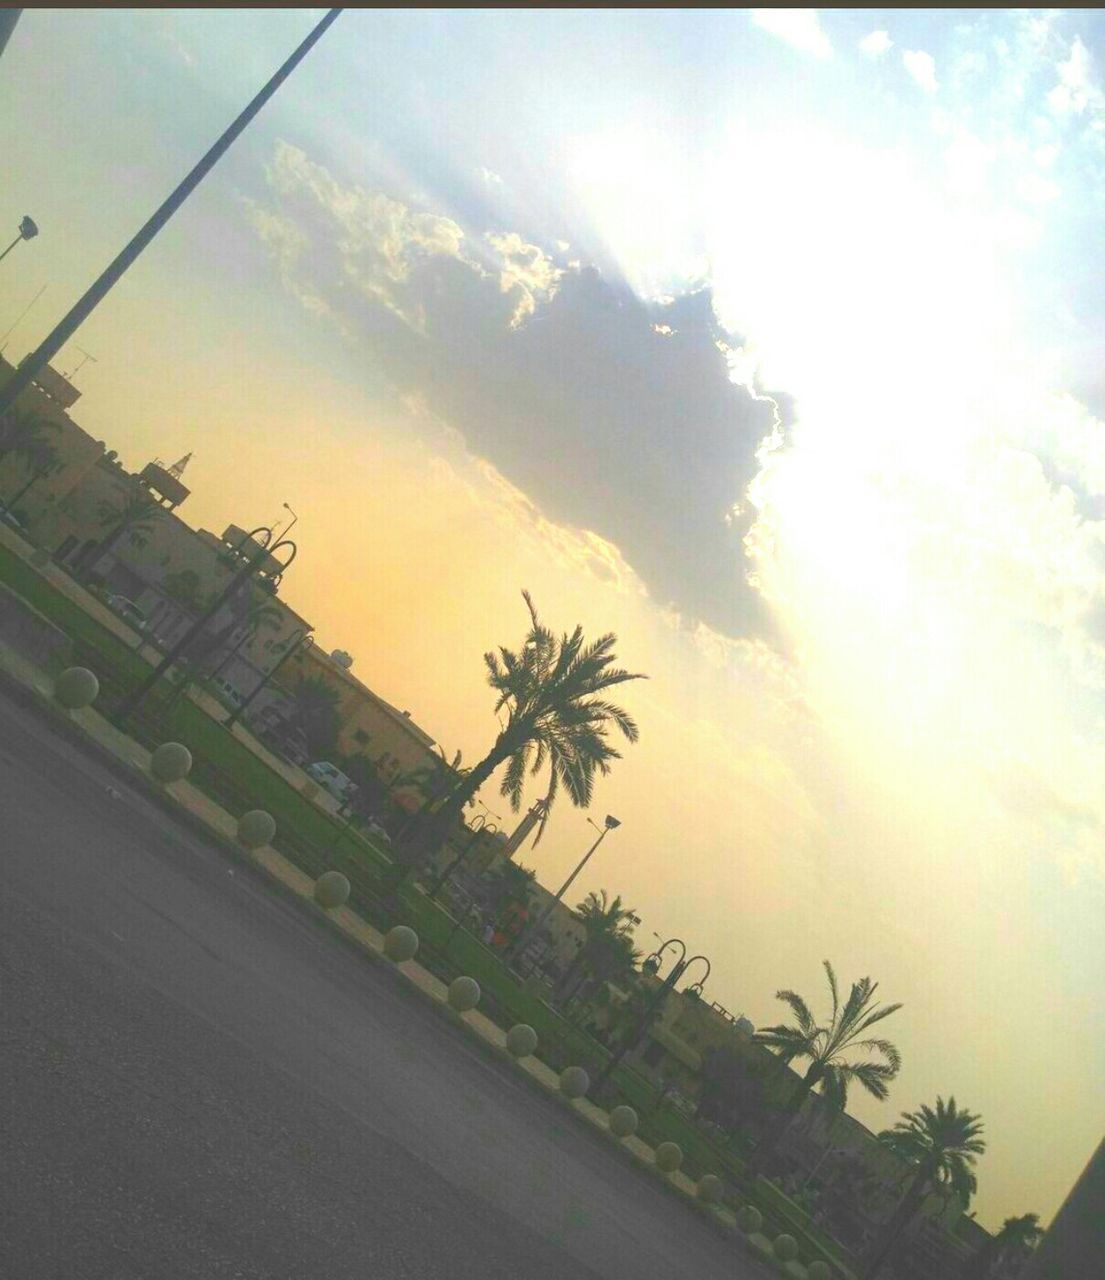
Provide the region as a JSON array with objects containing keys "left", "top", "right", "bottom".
[
  {"left": 961, "top": 1213, "right": 1042, "bottom": 1279},
  {"left": 282, "top": 674, "right": 342, "bottom": 760},
  {"left": 1, "top": 409, "right": 58, "bottom": 513},
  {"left": 751, "top": 961, "right": 902, "bottom": 1169},
  {"left": 0, "top": 407, "right": 58, "bottom": 469},
  {"left": 81, "top": 482, "right": 166, "bottom": 579},
  {"left": 862, "top": 1096, "right": 986, "bottom": 1279},
  {"left": 554, "top": 890, "right": 640, "bottom": 1002},
  {"left": 391, "top": 590, "right": 645, "bottom": 882}
]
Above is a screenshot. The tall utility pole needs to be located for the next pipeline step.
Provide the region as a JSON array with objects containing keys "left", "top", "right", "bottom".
[
  {"left": 0, "top": 10, "right": 22, "bottom": 61},
  {"left": 0, "top": 8, "right": 341, "bottom": 418}
]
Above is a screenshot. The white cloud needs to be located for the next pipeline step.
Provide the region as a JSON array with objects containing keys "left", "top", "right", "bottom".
[
  {"left": 1047, "top": 36, "right": 1098, "bottom": 117},
  {"left": 751, "top": 9, "right": 832, "bottom": 60},
  {"left": 903, "top": 48, "right": 939, "bottom": 93},
  {"left": 859, "top": 30, "right": 892, "bottom": 59},
  {"left": 478, "top": 166, "right": 503, "bottom": 186},
  {"left": 484, "top": 231, "right": 563, "bottom": 327}
]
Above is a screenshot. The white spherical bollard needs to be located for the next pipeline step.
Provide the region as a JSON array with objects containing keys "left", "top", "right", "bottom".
[
  {"left": 559, "top": 1066, "right": 590, "bottom": 1099},
  {"left": 150, "top": 742, "right": 192, "bottom": 784},
  {"left": 237, "top": 809, "right": 275, "bottom": 850},
  {"left": 736, "top": 1205, "right": 763, "bottom": 1234},
  {"left": 384, "top": 925, "right": 419, "bottom": 962},
  {"left": 505, "top": 1023, "right": 538, "bottom": 1058},
  {"left": 774, "top": 1235, "right": 799, "bottom": 1263},
  {"left": 54, "top": 667, "right": 98, "bottom": 710},
  {"left": 448, "top": 976, "right": 481, "bottom": 1012},
  {"left": 654, "top": 1141, "right": 683, "bottom": 1173},
  {"left": 807, "top": 1262, "right": 832, "bottom": 1280},
  {"left": 697, "top": 1174, "right": 723, "bottom": 1203},
  {"left": 313, "top": 871, "right": 351, "bottom": 909},
  {"left": 608, "top": 1105, "right": 639, "bottom": 1139}
]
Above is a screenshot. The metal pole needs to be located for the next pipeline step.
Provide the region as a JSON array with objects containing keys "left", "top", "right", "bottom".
[
  {"left": 225, "top": 628, "right": 312, "bottom": 728},
  {"left": 116, "top": 528, "right": 293, "bottom": 720},
  {"left": 0, "top": 233, "right": 23, "bottom": 266},
  {"left": 592, "top": 957, "right": 686, "bottom": 1095},
  {"left": 0, "top": 8, "right": 342, "bottom": 418},
  {"left": 0, "top": 9, "right": 21, "bottom": 61},
  {"left": 506, "top": 825, "right": 610, "bottom": 963}
]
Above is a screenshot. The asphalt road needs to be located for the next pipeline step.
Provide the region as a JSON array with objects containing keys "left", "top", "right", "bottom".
[{"left": 0, "top": 689, "right": 754, "bottom": 1280}]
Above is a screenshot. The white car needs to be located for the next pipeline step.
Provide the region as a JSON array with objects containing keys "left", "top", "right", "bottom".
[
  {"left": 305, "top": 760, "right": 358, "bottom": 804},
  {"left": 364, "top": 819, "right": 391, "bottom": 847},
  {"left": 104, "top": 593, "right": 149, "bottom": 633}
]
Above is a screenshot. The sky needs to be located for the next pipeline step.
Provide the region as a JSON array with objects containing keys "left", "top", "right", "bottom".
[{"left": 3, "top": 7, "right": 1104, "bottom": 1230}]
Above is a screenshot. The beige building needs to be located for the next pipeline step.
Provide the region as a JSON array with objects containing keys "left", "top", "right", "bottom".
[{"left": 255, "top": 642, "right": 442, "bottom": 779}]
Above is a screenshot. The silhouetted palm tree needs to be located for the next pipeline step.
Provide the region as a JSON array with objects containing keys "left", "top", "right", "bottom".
[
  {"left": 391, "top": 590, "right": 644, "bottom": 881},
  {"left": 82, "top": 482, "right": 166, "bottom": 579},
  {"left": 0, "top": 407, "right": 57, "bottom": 469},
  {"left": 1, "top": 409, "right": 58, "bottom": 512},
  {"left": 554, "top": 890, "right": 640, "bottom": 1002},
  {"left": 961, "top": 1212, "right": 1042, "bottom": 1279},
  {"left": 862, "top": 1096, "right": 986, "bottom": 1279},
  {"left": 283, "top": 674, "right": 342, "bottom": 760},
  {"left": 752, "top": 961, "right": 902, "bottom": 1168}
]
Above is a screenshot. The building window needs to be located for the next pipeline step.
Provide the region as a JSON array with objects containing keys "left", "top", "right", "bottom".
[{"left": 353, "top": 729, "right": 370, "bottom": 746}]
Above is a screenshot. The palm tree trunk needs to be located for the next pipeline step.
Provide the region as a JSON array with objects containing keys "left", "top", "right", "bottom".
[
  {"left": 386, "top": 740, "right": 511, "bottom": 888},
  {"left": 79, "top": 520, "right": 126, "bottom": 580},
  {"left": 753, "top": 1064, "right": 820, "bottom": 1172},
  {"left": 861, "top": 1169, "right": 930, "bottom": 1280}
]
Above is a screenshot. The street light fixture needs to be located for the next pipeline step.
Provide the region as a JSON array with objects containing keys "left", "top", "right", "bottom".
[
  {"left": 0, "top": 215, "right": 39, "bottom": 267},
  {"left": 115, "top": 525, "right": 297, "bottom": 721},
  {"left": 591, "top": 936, "right": 711, "bottom": 1097},
  {"left": 0, "top": 9, "right": 341, "bottom": 419},
  {"left": 506, "top": 813, "right": 620, "bottom": 965},
  {"left": 279, "top": 502, "right": 297, "bottom": 539},
  {"left": 224, "top": 627, "right": 313, "bottom": 730}
]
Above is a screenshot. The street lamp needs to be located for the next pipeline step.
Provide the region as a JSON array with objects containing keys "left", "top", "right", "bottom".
[
  {"left": 506, "top": 813, "right": 620, "bottom": 963},
  {"left": 0, "top": 215, "right": 39, "bottom": 267},
  {"left": 0, "top": 10, "right": 341, "bottom": 419},
  {"left": 224, "top": 627, "right": 313, "bottom": 730},
  {"left": 591, "top": 937, "right": 711, "bottom": 1097},
  {"left": 115, "top": 525, "right": 297, "bottom": 721},
  {"left": 279, "top": 502, "right": 297, "bottom": 539}
]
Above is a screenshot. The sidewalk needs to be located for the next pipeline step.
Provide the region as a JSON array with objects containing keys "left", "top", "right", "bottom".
[{"left": 1, "top": 638, "right": 819, "bottom": 1272}]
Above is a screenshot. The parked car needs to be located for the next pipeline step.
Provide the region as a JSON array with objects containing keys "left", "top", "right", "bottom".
[
  {"left": 104, "top": 593, "right": 149, "bottom": 633},
  {"left": 305, "top": 760, "right": 359, "bottom": 805},
  {"left": 364, "top": 818, "right": 391, "bottom": 847}
]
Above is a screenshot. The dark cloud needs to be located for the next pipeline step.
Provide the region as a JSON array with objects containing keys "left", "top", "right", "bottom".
[{"left": 248, "top": 144, "right": 785, "bottom": 640}]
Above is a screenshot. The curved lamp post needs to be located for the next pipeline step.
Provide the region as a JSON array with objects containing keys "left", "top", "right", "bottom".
[
  {"left": 225, "top": 627, "right": 313, "bottom": 730},
  {"left": 591, "top": 936, "right": 711, "bottom": 1096},
  {"left": 0, "top": 215, "right": 38, "bottom": 267},
  {"left": 116, "top": 527, "right": 297, "bottom": 721},
  {"left": 428, "top": 817, "right": 499, "bottom": 902}
]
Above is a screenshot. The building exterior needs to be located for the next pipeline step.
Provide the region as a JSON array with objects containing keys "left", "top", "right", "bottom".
[{"left": 254, "top": 642, "right": 442, "bottom": 779}]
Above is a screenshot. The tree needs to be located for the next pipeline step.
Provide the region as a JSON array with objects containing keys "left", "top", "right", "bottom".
[
  {"left": 553, "top": 890, "right": 640, "bottom": 1003},
  {"left": 0, "top": 407, "right": 58, "bottom": 472},
  {"left": 82, "top": 482, "right": 166, "bottom": 579},
  {"left": 162, "top": 569, "right": 208, "bottom": 612},
  {"left": 391, "top": 590, "right": 645, "bottom": 884},
  {"left": 961, "top": 1213, "right": 1042, "bottom": 1280},
  {"left": 695, "top": 1042, "right": 765, "bottom": 1131},
  {"left": 281, "top": 674, "right": 341, "bottom": 760},
  {"left": 752, "top": 961, "right": 902, "bottom": 1169},
  {"left": 862, "top": 1096, "right": 986, "bottom": 1280}
]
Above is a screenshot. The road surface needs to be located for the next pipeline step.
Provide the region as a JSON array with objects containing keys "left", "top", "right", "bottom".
[{"left": 0, "top": 688, "right": 753, "bottom": 1279}]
